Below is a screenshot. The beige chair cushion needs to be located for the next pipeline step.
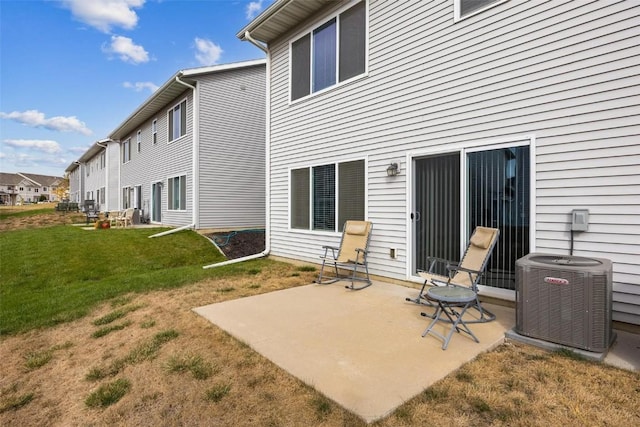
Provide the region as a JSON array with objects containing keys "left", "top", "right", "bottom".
[
  {"left": 470, "top": 227, "right": 495, "bottom": 249},
  {"left": 345, "top": 221, "right": 369, "bottom": 236}
]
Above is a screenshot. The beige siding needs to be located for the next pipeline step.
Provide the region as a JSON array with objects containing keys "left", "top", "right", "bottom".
[{"left": 266, "top": 0, "right": 640, "bottom": 324}]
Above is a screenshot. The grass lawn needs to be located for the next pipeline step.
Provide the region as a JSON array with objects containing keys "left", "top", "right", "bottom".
[
  {"left": 0, "top": 225, "right": 261, "bottom": 335},
  {"left": 1, "top": 216, "right": 639, "bottom": 426}
]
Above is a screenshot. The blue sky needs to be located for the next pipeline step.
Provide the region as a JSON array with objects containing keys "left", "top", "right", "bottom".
[{"left": 0, "top": 0, "right": 273, "bottom": 177}]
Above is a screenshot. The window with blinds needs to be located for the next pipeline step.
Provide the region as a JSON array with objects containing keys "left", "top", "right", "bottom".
[
  {"left": 291, "top": 159, "right": 365, "bottom": 232},
  {"left": 290, "top": 1, "right": 366, "bottom": 101}
]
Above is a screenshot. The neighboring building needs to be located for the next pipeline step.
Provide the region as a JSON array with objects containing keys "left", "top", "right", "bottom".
[
  {"left": 108, "top": 60, "right": 266, "bottom": 227},
  {"left": 66, "top": 139, "right": 119, "bottom": 212},
  {"left": 68, "top": 59, "right": 266, "bottom": 228},
  {"left": 0, "top": 172, "right": 21, "bottom": 205},
  {"left": 239, "top": 0, "right": 640, "bottom": 325},
  {"left": 65, "top": 162, "right": 83, "bottom": 204},
  {"left": 0, "top": 172, "right": 64, "bottom": 204}
]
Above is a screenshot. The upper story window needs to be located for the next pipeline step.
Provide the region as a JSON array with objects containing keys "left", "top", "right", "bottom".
[
  {"left": 456, "top": 0, "right": 504, "bottom": 20},
  {"left": 290, "top": 0, "right": 366, "bottom": 101},
  {"left": 123, "top": 138, "right": 131, "bottom": 163},
  {"left": 168, "top": 99, "right": 187, "bottom": 142},
  {"left": 152, "top": 119, "right": 157, "bottom": 145},
  {"left": 100, "top": 152, "right": 106, "bottom": 169},
  {"left": 137, "top": 130, "right": 142, "bottom": 152}
]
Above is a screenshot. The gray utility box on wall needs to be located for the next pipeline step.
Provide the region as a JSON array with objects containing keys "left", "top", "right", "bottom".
[{"left": 515, "top": 253, "right": 613, "bottom": 353}]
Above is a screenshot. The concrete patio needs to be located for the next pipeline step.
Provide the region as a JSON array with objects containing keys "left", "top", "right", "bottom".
[
  {"left": 194, "top": 280, "right": 515, "bottom": 423},
  {"left": 195, "top": 279, "right": 639, "bottom": 423}
]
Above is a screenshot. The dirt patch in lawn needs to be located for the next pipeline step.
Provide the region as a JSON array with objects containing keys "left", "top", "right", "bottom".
[
  {"left": 204, "top": 229, "right": 265, "bottom": 260},
  {"left": 0, "top": 209, "right": 85, "bottom": 232}
]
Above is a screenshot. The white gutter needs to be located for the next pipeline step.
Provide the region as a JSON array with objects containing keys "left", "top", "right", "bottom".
[
  {"left": 149, "top": 223, "right": 195, "bottom": 238},
  {"left": 174, "top": 75, "right": 200, "bottom": 229},
  {"left": 95, "top": 140, "right": 109, "bottom": 211},
  {"left": 243, "top": 31, "right": 268, "bottom": 53},
  {"left": 203, "top": 32, "right": 271, "bottom": 270}
]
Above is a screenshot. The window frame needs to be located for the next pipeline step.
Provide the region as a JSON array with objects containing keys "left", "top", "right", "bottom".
[
  {"left": 137, "top": 130, "right": 142, "bottom": 153},
  {"left": 454, "top": 0, "right": 507, "bottom": 22},
  {"left": 289, "top": 0, "right": 368, "bottom": 103},
  {"left": 122, "top": 138, "right": 131, "bottom": 163},
  {"left": 152, "top": 119, "right": 157, "bottom": 145},
  {"left": 167, "top": 99, "right": 187, "bottom": 143},
  {"left": 289, "top": 158, "right": 367, "bottom": 234},
  {"left": 167, "top": 174, "right": 187, "bottom": 211},
  {"left": 122, "top": 186, "right": 132, "bottom": 209}
]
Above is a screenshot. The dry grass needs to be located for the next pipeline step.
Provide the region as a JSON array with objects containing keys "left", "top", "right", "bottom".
[
  {"left": 2, "top": 265, "right": 639, "bottom": 426},
  {"left": 1, "top": 210, "right": 639, "bottom": 426}
]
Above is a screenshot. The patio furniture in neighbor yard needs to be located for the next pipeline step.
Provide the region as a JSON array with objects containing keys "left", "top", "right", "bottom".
[
  {"left": 316, "top": 220, "right": 373, "bottom": 290},
  {"left": 107, "top": 211, "right": 122, "bottom": 227},
  {"left": 407, "top": 226, "right": 500, "bottom": 324},
  {"left": 84, "top": 200, "right": 99, "bottom": 224},
  {"left": 115, "top": 208, "right": 135, "bottom": 228}
]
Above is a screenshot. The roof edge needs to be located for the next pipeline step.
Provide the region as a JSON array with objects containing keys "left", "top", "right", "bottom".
[{"left": 237, "top": 0, "right": 292, "bottom": 40}]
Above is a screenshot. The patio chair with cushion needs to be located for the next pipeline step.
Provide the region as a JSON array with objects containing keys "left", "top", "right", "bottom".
[
  {"left": 115, "top": 208, "right": 135, "bottom": 228},
  {"left": 406, "top": 226, "right": 499, "bottom": 324},
  {"left": 315, "top": 220, "right": 373, "bottom": 290},
  {"left": 108, "top": 211, "right": 122, "bottom": 227}
]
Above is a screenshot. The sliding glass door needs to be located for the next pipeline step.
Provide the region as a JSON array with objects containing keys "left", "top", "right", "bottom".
[{"left": 413, "top": 145, "right": 530, "bottom": 290}]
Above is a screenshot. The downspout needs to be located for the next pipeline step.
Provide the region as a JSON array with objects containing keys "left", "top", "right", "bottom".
[
  {"left": 203, "top": 31, "right": 270, "bottom": 269},
  {"left": 175, "top": 74, "right": 200, "bottom": 230},
  {"left": 96, "top": 140, "right": 108, "bottom": 210}
]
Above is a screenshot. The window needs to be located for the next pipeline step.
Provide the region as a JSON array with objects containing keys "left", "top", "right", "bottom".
[
  {"left": 137, "top": 130, "right": 141, "bottom": 153},
  {"left": 291, "top": 1, "right": 366, "bottom": 101},
  {"left": 456, "top": 0, "right": 503, "bottom": 20},
  {"left": 100, "top": 152, "right": 105, "bottom": 169},
  {"left": 168, "top": 100, "right": 187, "bottom": 142},
  {"left": 134, "top": 185, "right": 142, "bottom": 209},
  {"left": 152, "top": 119, "right": 157, "bottom": 145},
  {"left": 291, "top": 160, "right": 365, "bottom": 232},
  {"left": 100, "top": 187, "right": 106, "bottom": 205},
  {"left": 168, "top": 175, "right": 186, "bottom": 210},
  {"left": 123, "top": 139, "right": 131, "bottom": 163},
  {"left": 122, "top": 186, "right": 132, "bottom": 209}
]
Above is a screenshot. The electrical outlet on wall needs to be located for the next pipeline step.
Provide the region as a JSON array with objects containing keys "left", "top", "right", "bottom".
[{"left": 390, "top": 248, "right": 397, "bottom": 259}]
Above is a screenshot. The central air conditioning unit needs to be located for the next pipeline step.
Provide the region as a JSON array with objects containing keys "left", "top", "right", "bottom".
[{"left": 515, "top": 253, "right": 613, "bottom": 353}]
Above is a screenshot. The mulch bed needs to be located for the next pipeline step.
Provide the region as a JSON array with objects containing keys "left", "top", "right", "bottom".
[{"left": 206, "top": 229, "right": 265, "bottom": 260}]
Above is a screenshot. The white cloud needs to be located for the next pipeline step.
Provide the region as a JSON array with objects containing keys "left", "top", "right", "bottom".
[
  {"left": 69, "top": 145, "right": 93, "bottom": 155},
  {"left": 61, "top": 0, "right": 145, "bottom": 33},
  {"left": 123, "top": 81, "right": 159, "bottom": 93},
  {"left": 246, "top": 1, "right": 264, "bottom": 20},
  {"left": 103, "top": 35, "right": 150, "bottom": 64},
  {"left": 194, "top": 37, "right": 223, "bottom": 66},
  {"left": 3, "top": 139, "right": 63, "bottom": 154},
  {"left": 0, "top": 110, "right": 92, "bottom": 135}
]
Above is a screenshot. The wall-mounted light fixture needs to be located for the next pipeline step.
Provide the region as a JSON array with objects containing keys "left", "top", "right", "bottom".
[{"left": 386, "top": 162, "right": 399, "bottom": 177}]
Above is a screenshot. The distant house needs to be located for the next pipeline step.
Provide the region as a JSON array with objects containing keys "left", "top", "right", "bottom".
[
  {"left": 69, "top": 59, "right": 266, "bottom": 228},
  {"left": 0, "top": 173, "right": 21, "bottom": 205},
  {"left": 239, "top": 0, "right": 640, "bottom": 326},
  {"left": 0, "top": 172, "right": 64, "bottom": 204}
]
